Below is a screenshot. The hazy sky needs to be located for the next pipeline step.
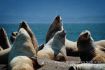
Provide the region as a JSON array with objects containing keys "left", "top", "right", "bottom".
[{"left": 0, "top": 0, "right": 105, "bottom": 23}]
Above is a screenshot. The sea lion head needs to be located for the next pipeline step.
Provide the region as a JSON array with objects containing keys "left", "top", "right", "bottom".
[
  {"left": 0, "top": 27, "right": 10, "bottom": 49},
  {"left": 46, "top": 16, "right": 64, "bottom": 43},
  {"left": 19, "top": 21, "right": 38, "bottom": 50},
  {"left": 77, "top": 30, "right": 94, "bottom": 52},
  {"left": 10, "top": 32, "right": 18, "bottom": 44}
]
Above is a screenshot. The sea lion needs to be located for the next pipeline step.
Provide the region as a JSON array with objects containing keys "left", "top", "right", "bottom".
[
  {"left": 42, "top": 16, "right": 79, "bottom": 56},
  {"left": 45, "top": 15, "right": 64, "bottom": 43},
  {"left": 77, "top": 30, "right": 105, "bottom": 63},
  {"left": 0, "top": 27, "right": 11, "bottom": 49},
  {"left": 95, "top": 40, "right": 105, "bottom": 48},
  {"left": 8, "top": 22, "right": 39, "bottom": 70},
  {"left": 37, "top": 30, "right": 67, "bottom": 61},
  {"left": 95, "top": 40, "right": 105, "bottom": 52},
  {"left": 0, "top": 28, "right": 11, "bottom": 64}
]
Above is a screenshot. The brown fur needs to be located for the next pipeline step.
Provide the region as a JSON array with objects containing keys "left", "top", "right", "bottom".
[
  {"left": 0, "top": 28, "right": 11, "bottom": 64},
  {"left": 0, "top": 28, "right": 11, "bottom": 49},
  {"left": 77, "top": 30, "right": 105, "bottom": 63},
  {"left": 45, "top": 16, "right": 63, "bottom": 43}
]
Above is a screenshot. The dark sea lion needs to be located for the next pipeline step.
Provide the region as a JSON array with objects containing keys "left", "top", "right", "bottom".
[
  {"left": 0, "top": 28, "right": 11, "bottom": 64},
  {"left": 37, "top": 30, "right": 67, "bottom": 61},
  {"left": 8, "top": 22, "right": 39, "bottom": 70},
  {"left": 77, "top": 30, "right": 105, "bottom": 63},
  {"left": 0, "top": 27, "right": 11, "bottom": 49}
]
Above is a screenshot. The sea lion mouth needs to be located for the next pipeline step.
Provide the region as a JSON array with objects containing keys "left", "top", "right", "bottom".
[
  {"left": 55, "top": 15, "right": 62, "bottom": 23},
  {"left": 19, "top": 21, "right": 27, "bottom": 30}
]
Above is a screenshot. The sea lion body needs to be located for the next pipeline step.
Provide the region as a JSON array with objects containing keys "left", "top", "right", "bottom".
[
  {"left": 37, "top": 30, "right": 67, "bottom": 61},
  {"left": 77, "top": 30, "right": 105, "bottom": 63},
  {"left": 8, "top": 22, "right": 38, "bottom": 70}
]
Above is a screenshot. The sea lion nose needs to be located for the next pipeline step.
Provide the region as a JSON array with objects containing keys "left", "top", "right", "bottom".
[
  {"left": 19, "top": 21, "right": 27, "bottom": 29},
  {"left": 21, "top": 21, "right": 26, "bottom": 26},
  {"left": 56, "top": 15, "right": 62, "bottom": 21},
  {"left": 0, "top": 28, "right": 5, "bottom": 35}
]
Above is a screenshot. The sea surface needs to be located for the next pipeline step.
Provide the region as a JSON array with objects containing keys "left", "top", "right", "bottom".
[{"left": 0, "top": 23, "right": 105, "bottom": 45}]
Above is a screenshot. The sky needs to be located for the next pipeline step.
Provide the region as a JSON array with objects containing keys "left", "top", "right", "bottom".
[{"left": 0, "top": 0, "right": 105, "bottom": 24}]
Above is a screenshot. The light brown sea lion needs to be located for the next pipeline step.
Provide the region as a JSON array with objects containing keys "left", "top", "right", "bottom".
[
  {"left": 37, "top": 30, "right": 67, "bottom": 61},
  {"left": 95, "top": 40, "right": 105, "bottom": 52},
  {"left": 19, "top": 21, "right": 38, "bottom": 51},
  {"left": 95, "top": 40, "right": 105, "bottom": 48},
  {"left": 8, "top": 22, "right": 39, "bottom": 70},
  {"left": 77, "top": 30, "right": 105, "bottom": 63},
  {"left": 0, "top": 27, "right": 11, "bottom": 49}
]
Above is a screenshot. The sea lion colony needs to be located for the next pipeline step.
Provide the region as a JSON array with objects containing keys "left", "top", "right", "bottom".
[{"left": 0, "top": 16, "right": 105, "bottom": 70}]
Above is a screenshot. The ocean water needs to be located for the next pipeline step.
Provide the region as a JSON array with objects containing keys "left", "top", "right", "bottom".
[{"left": 0, "top": 23, "right": 105, "bottom": 45}]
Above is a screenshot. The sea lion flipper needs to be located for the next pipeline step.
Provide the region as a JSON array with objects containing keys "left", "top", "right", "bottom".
[{"left": 60, "top": 46, "right": 67, "bottom": 60}]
